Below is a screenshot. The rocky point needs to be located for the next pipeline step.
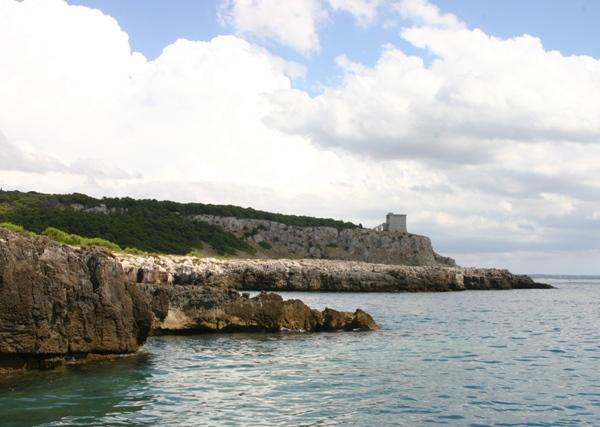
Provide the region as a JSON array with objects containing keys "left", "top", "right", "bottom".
[{"left": 0, "top": 228, "right": 378, "bottom": 374}]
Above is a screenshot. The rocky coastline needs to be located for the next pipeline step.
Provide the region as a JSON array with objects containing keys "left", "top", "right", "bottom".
[
  {"left": 0, "top": 229, "right": 377, "bottom": 374},
  {"left": 119, "top": 254, "right": 552, "bottom": 293},
  {"left": 0, "top": 224, "right": 551, "bottom": 374}
]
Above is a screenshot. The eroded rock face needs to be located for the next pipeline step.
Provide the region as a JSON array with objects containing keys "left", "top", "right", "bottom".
[
  {"left": 0, "top": 228, "right": 154, "bottom": 373},
  {"left": 140, "top": 287, "right": 378, "bottom": 334},
  {"left": 119, "top": 255, "right": 552, "bottom": 292},
  {"left": 189, "top": 214, "right": 456, "bottom": 266},
  {"left": 0, "top": 229, "right": 379, "bottom": 373}
]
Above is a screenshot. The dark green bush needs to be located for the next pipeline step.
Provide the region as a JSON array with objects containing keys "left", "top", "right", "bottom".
[
  {"left": 258, "top": 241, "right": 272, "bottom": 250},
  {"left": 0, "top": 190, "right": 256, "bottom": 255},
  {"left": 0, "top": 190, "right": 354, "bottom": 255}
]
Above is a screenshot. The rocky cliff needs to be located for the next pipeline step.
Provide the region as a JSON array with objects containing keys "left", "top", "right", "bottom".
[
  {"left": 0, "top": 229, "right": 153, "bottom": 372},
  {"left": 119, "top": 254, "right": 551, "bottom": 293},
  {"left": 190, "top": 215, "right": 456, "bottom": 266},
  {"left": 0, "top": 229, "right": 378, "bottom": 374}
]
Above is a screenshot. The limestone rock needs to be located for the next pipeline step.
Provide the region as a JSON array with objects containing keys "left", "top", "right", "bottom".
[
  {"left": 146, "top": 289, "right": 379, "bottom": 334},
  {"left": 0, "top": 228, "right": 154, "bottom": 372},
  {"left": 189, "top": 214, "right": 456, "bottom": 266},
  {"left": 119, "top": 254, "right": 552, "bottom": 292},
  {"left": 0, "top": 229, "right": 380, "bottom": 373}
]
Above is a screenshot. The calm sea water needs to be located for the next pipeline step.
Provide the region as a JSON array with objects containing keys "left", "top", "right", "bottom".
[{"left": 1, "top": 276, "right": 600, "bottom": 426}]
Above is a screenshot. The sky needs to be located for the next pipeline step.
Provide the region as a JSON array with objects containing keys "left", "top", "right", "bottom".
[{"left": 0, "top": 0, "right": 599, "bottom": 274}]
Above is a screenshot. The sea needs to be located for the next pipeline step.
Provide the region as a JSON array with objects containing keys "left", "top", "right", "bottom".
[{"left": 1, "top": 275, "right": 600, "bottom": 426}]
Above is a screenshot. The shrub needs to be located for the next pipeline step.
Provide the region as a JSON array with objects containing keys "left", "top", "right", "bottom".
[
  {"left": 123, "top": 247, "right": 148, "bottom": 255},
  {"left": 82, "top": 237, "right": 121, "bottom": 251},
  {"left": 42, "top": 227, "right": 82, "bottom": 245},
  {"left": 42, "top": 227, "right": 122, "bottom": 251},
  {"left": 0, "top": 222, "right": 34, "bottom": 236},
  {"left": 186, "top": 249, "right": 204, "bottom": 258},
  {"left": 258, "top": 241, "right": 272, "bottom": 250}
]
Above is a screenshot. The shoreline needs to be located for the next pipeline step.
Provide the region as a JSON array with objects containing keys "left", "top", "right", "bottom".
[
  {"left": 119, "top": 254, "right": 552, "bottom": 293},
  {"left": 0, "top": 228, "right": 378, "bottom": 374}
]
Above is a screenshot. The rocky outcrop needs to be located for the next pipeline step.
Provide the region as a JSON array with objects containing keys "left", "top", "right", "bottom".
[
  {"left": 0, "top": 229, "right": 378, "bottom": 373},
  {"left": 189, "top": 214, "right": 456, "bottom": 267},
  {"left": 142, "top": 286, "right": 378, "bottom": 334},
  {"left": 0, "top": 228, "right": 154, "bottom": 373},
  {"left": 119, "top": 254, "right": 552, "bottom": 292}
]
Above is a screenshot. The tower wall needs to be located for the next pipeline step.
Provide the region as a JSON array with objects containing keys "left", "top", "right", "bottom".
[{"left": 386, "top": 213, "right": 407, "bottom": 233}]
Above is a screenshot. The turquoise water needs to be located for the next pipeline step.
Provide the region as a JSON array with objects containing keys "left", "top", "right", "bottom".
[{"left": 1, "top": 276, "right": 600, "bottom": 426}]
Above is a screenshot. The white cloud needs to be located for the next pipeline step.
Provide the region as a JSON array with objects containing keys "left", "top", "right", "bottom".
[
  {"left": 0, "top": 0, "right": 368, "bottom": 213},
  {"left": 1, "top": 0, "right": 600, "bottom": 274},
  {"left": 0, "top": 131, "right": 66, "bottom": 173},
  {"left": 539, "top": 193, "right": 577, "bottom": 216},
  {"left": 393, "top": 0, "right": 465, "bottom": 30},
  {"left": 328, "top": 0, "right": 384, "bottom": 26},
  {"left": 0, "top": 130, "right": 140, "bottom": 179},
  {"left": 218, "top": 0, "right": 327, "bottom": 54},
  {"left": 268, "top": 28, "right": 600, "bottom": 162}
]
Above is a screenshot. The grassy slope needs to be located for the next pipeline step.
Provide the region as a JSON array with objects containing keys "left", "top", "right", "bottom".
[{"left": 0, "top": 190, "right": 356, "bottom": 255}]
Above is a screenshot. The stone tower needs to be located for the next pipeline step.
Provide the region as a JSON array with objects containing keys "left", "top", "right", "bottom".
[{"left": 385, "top": 213, "right": 407, "bottom": 232}]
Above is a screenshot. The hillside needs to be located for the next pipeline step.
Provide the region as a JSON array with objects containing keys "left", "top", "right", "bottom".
[
  {"left": 0, "top": 190, "right": 356, "bottom": 256},
  {"left": 0, "top": 190, "right": 454, "bottom": 266}
]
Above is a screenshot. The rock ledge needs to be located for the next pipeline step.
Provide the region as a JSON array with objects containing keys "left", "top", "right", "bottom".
[
  {"left": 119, "top": 255, "right": 552, "bottom": 292},
  {"left": 0, "top": 229, "right": 378, "bottom": 374}
]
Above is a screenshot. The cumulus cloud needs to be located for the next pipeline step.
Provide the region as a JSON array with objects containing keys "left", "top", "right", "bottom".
[
  {"left": 1, "top": 0, "right": 600, "bottom": 273},
  {"left": 218, "top": 0, "right": 328, "bottom": 54},
  {"left": 268, "top": 25, "right": 600, "bottom": 163},
  {"left": 218, "top": 0, "right": 387, "bottom": 52},
  {"left": 393, "top": 0, "right": 464, "bottom": 30},
  {"left": 328, "top": 0, "right": 384, "bottom": 26},
  {"left": 0, "top": 0, "right": 366, "bottom": 212}
]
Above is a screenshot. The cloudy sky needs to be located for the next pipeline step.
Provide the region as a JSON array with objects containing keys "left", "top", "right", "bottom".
[{"left": 1, "top": 0, "right": 599, "bottom": 274}]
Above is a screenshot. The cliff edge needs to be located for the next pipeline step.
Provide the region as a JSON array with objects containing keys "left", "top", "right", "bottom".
[{"left": 190, "top": 214, "right": 456, "bottom": 266}]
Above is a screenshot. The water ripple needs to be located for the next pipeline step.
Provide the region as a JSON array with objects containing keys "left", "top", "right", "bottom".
[{"left": 1, "top": 278, "right": 600, "bottom": 425}]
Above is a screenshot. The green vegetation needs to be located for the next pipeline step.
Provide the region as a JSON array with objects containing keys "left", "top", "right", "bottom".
[
  {"left": 0, "top": 221, "right": 139, "bottom": 252},
  {"left": 41, "top": 227, "right": 122, "bottom": 251},
  {"left": 258, "top": 241, "right": 272, "bottom": 250},
  {"left": 0, "top": 221, "right": 33, "bottom": 236},
  {"left": 186, "top": 249, "right": 204, "bottom": 258},
  {"left": 0, "top": 190, "right": 353, "bottom": 256},
  {"left": 122, "top": 247, "right": 148, "bottom": 255}
]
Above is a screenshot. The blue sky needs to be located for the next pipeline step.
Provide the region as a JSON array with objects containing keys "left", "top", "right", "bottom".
[
  {"left": 2, "top": 0, "right": 600, "bottom": 273},
  {"left": 68, "top": 0, "right": 600, "bottom": 91}
]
